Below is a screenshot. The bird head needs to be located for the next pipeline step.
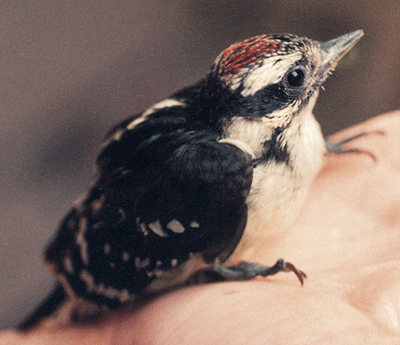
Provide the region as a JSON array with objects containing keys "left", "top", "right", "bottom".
[{"left": 196, "top": 31, "right": 363, "bottom": 129}]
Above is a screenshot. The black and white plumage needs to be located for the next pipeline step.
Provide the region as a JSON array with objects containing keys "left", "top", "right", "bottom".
[{"left": 18, "top": 30, "right": 364, "bottom": 330}]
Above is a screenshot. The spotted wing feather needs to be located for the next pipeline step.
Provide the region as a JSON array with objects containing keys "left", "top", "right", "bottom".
[{"left": 44, "top": 101, "right": 253, "bottom": 309}]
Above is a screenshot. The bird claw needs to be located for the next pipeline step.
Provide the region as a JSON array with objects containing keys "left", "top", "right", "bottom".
[{"left": 276, "top": 259, "right": 307, "bottom": 286}]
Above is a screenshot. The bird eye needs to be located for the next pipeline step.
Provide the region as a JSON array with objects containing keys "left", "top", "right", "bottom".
[{"left": 286, "top": 67, "right": 305, "bottom": 88}]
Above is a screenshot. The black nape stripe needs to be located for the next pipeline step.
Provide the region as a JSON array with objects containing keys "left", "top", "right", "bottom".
[{"left": 255, "top": 127, "right": 290, "bottom": 165}]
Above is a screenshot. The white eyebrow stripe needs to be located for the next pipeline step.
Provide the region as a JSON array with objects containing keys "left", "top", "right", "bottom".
[{"left": 240, "top": 53, "right": 302, "bottom": 97}]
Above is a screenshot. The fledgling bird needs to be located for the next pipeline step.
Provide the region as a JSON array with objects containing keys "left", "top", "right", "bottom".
[{"left": 18, "top": 30, "right": 364, "bottom": 330}]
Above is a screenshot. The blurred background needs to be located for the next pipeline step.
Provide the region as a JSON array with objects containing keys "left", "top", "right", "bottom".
[{"left": 1, "top": 0, "right": 400, "bottom": 329}]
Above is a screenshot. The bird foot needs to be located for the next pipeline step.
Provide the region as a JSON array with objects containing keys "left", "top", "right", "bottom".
[{"left": 206, "top": 259, "right": 306, "bottom": 286}]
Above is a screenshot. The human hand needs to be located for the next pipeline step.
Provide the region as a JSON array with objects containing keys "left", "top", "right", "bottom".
[{"left": 3, "top": 111, "right": 400, "bottom": 344}]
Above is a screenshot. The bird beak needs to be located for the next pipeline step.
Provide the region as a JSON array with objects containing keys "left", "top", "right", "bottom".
[{"left": 320, "top": 30, "right": 364, "bottom": 73}]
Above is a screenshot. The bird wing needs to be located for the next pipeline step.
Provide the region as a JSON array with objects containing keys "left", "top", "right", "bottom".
[{"left": 45, "top": 99, "right": 253, "bottom": 303}]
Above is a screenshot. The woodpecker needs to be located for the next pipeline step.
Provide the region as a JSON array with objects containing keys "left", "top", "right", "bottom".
[{"left": 18, "top": 30, "right": 364, "bottom": 330}]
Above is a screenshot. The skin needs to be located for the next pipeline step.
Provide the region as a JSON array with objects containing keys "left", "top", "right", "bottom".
[{"left": 2, "top": 110, "right": 400, "bottom": 344}]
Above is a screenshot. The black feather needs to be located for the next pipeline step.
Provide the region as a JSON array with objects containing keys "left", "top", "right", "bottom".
[
  {"left": 17, "top": 284, "right": 66, "bottom": 331},
  {"left": 40, "top": 102, "right": 254, "bottom": 312}
]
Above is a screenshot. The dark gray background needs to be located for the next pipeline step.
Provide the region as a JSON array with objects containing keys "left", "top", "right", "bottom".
[{"left": 1, "top": 0, "right": 399, "bottom": 329}]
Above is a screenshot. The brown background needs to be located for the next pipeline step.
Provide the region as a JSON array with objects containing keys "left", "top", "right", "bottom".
[{"left": 1, "top": 0, "right": 399, "bottom": 329}]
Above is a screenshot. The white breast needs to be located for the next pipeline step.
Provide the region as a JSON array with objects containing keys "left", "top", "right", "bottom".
[{"left": 226, "top": 98, "right": 326, "bottom": 262}]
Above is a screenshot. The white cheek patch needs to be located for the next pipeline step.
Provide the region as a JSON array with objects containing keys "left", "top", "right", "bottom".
[
  {"left": 262, "top": 101, "right": 301, "bottom": 128},
  {"left": 221, "top": 98, "right": 302, "bottom": 159},
  {"left": 240, "top": 53, "right": 302, "bottom": 97}
]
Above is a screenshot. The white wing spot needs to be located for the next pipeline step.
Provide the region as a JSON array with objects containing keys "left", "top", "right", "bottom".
[
  {"left": 127, "top": 99, "right": 185, "bottom": 131},
  {"left": 115, "top": 208, "right": 126, "bottom": 226},
  {"left": 76, "top": 217, "right": 89, "bottom": 265},
  {"left": 79, "top": 217, "right": 87, "bottom": 232},
  {"left": 190, "top": 221, "right": 200, "bottom": 228},
  {"left": 104, "top": 243, "right": 111, "bottom": 255},
  {"left": 110, "top": 262, "right": 115, "bottom": 269},
  {"left": 142, "top": 99, "right": 185, "bottom": 117},
  {"left": 113, "top": 129, "right": 124, "bottom": 141},
  {"left": 153, "top": 269, "right": 165, "bottom": 278},
  {"left": 139, "top": 222, "right": 149, "bottom": 236},
  {"left": 93, "top": 221, "right": 104, "bottom": 230},
  {"left": 135, "top": 257, "right": 150, "bottom": 269},
  {"left": 126, "top": 117, "right": 146, "bottom": 130},
  {"left": 63, "top": 255, "right": 74, "bottom": 275},
  {"left": 101, "top": 99, "right": 184, "bottom": 148},
  {"left": 91, "top": 194, "right": 106, "bottom": 215},
  {"left": 58, "top": 273, "right": 75, "bottom": 298},
  {"left": 118, "top": 289, "right": 131, "bottom": 303},
  {"left": 80, "top": 270, "right": 95, "bottom": 291},
  {"left": 156, "top": 260, "right": 162, "bottom": 267},
  {"left": 148, "top": 220, "right": 168, "bottom": 237},
  {"left": 166, "top": 219, "right": 185, "bottom": 234},
  {"left": 80, "top": 270, "right": 132, "bottom": 303},
  {"left": 72, "top": 191, "right": 89, "bottom": 208},
  {"left": 122, "top": 252, "right": 130, "bottom": 262},
  {"left": 171, "top": 258, "right": 178, "bottom": 267}
]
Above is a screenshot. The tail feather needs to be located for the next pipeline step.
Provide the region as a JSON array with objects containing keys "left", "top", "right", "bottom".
[{"left": 17, "top": 284, "right": 66, "bottom": 331}]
